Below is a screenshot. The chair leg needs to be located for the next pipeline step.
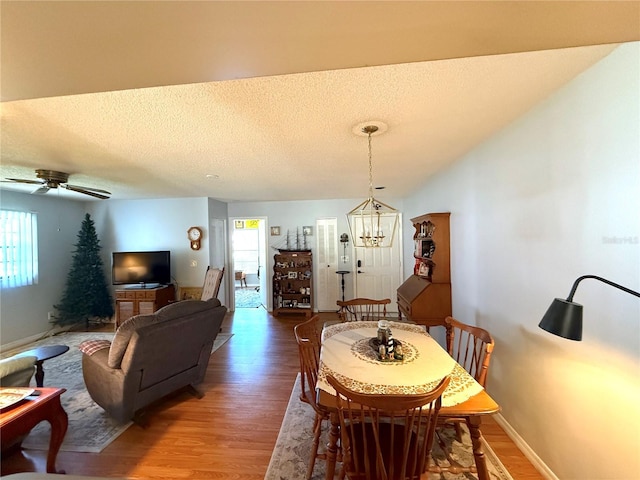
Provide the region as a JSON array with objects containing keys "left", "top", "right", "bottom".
[
  {"left": 133, "top": 410, "right": 150, "bottom": 428},
  {"left": 454, "top": 421, "right": 464, "bottom": 443},
  {"left": 187, "top": 385, "right": 205, "bottom": 399},
  {"left": 306, "top": 412, "right": 323, "bottom": 480}
]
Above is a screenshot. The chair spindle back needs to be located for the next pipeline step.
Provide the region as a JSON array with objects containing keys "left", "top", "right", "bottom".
[
  {"left": 337, "top": 298, "right": 391, "bottom": 322},
  {"left": 445, "top": 316, "right": 494, "bottom": 387},
  {"left": 327, "top": 374, "right": 450, "bottom": 480}
]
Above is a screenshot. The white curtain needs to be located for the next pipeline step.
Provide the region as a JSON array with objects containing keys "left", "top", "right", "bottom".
[{"left": 0, "top": 210, "right": 38, "bottom": 288}]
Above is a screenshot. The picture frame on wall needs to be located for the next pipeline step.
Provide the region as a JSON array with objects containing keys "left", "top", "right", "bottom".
[
  {"left": 302, "top": 226, "right": 313, "bottom": 236},
  {"left": 270, "top": 226, "right": 281, "bottom": 236}
]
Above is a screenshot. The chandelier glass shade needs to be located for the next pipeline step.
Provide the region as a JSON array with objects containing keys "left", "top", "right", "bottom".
[{"left": 347, "top": 124, "right": 400, "bottom": 248}]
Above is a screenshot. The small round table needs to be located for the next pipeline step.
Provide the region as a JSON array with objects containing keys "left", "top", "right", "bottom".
[{"left": 16, "top": 345, "right": 70, "bottom": 387}]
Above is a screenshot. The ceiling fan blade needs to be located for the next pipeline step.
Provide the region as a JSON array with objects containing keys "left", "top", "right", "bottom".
[
  {"left": 62, "top": 184, "right": 110, "bottom": 199},
  {"left": 65, "top": 183, "right": 112, "bottom": 195},
  {"left": 2, "top": 178, "right": 45, "bottom": 185},
  {"left": 32, "top": 185, "right": 50, "bottom": 195}
]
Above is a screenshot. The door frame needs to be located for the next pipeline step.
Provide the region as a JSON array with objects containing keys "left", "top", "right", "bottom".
[{"left": 229, "top": 216, "right": 269, "bottom": 311}]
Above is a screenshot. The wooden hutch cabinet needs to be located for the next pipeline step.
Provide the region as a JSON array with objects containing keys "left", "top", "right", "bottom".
[
  {"left": 115, "top": 284, "right": 175, "bottom": 327},
  {"left": 273, "top": 251, "right": 313, "bottom": 318},
  {"left": 397, "top": 212, "right": 452, "bottom": 328}
]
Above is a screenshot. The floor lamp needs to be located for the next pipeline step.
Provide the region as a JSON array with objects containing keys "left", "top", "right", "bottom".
[{"left": 538, "top": 275, "right": 640, "bottom": 341}]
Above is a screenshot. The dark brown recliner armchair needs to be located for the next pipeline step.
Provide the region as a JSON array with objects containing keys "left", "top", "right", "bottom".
[{"left": 81, "top": 298, "right": 227, "bottom": 423}]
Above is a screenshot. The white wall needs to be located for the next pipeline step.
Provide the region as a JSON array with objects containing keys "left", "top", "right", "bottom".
[
  {"left": 403, "top": 43, "right": 640, "bottom": 480},
  {"left": 228, "top": 197, "right": 404, "bottom": 301},
  {"left": 0, "top": 191, "right": 87, "bottom": 344},
  {"left": 87, "top": 197, "right": 232, "bottom": 302}
]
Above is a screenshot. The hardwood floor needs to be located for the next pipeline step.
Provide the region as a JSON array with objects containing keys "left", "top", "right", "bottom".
[{"left": 1, "top": 309, "right": 544, "bottom": 479}]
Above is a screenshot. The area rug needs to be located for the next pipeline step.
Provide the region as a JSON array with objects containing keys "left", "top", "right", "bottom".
[
  {"left": 18, "top": 330, "right": 233, "bottom": 453},
  {"left": 212, "top": 332, "right": 233, "bottom": 352},
  {"left": 235, "top": 287, "right": 262, "bottom": 308},
  {"left": 265, "top": 375, "right": 513, "bottom": 480}
]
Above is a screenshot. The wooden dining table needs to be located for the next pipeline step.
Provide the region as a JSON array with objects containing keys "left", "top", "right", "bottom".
[{"left": 316, "top": 320, "right": 500, "bottom": 480}]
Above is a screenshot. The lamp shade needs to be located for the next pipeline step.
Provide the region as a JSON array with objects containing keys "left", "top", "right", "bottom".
[{"left": 538, "top": 298, "right": 583, "bottom": 341}]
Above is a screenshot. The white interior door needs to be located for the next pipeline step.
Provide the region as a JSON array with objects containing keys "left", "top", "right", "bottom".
[
  {"left": 315, "top": 218, "right": 339, "bottom": 311},
  {"left": 354, "top": 237, "right": 402, "bottom": 313}
]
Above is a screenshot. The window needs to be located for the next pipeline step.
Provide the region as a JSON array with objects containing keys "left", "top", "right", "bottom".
[
  {"left": 0, "top": 210, "right": 38, "bottom": 288},
  {"left": 232, "top": 228, "right": 259, "bottom": 275}
]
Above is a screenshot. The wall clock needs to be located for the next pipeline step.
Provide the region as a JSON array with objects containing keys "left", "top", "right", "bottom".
[{"left": 187, "top": 226, "right": 203, "bottom": 250}]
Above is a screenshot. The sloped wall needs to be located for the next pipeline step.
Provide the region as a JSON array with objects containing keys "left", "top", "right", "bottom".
[{"left": 403, "top": 43, "right": 640, "bottom": 480}]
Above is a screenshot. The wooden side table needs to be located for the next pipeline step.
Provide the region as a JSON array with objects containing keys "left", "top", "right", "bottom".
[
  {"left": 15, "top": 345, "right": 70, "bottom": 388},
  {"left": 0, "top": 387, "right": 68, "bottom": 473}
]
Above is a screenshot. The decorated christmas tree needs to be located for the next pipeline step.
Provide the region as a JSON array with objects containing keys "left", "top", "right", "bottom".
[{"left": 53, "top": 213, "right": 114, "bottom": 327}]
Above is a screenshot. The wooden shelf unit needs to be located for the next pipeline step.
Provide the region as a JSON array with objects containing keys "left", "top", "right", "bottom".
[
  {"left": 115, "top": 284, "right": 175, "bottom": 327},
  {"left": 397, "top": 212, "right": 452, "bottom": 328},
  {"left": 272, "top": 251, "right": 313, "bottom": 318}
]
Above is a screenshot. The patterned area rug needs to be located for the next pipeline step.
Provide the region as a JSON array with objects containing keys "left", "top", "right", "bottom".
[
  {"left": 265, "top": 375, "right": 513, "bottom": 480},
  {"left": 235, "top": 287, "right": 262, "bottom": 308},
  {"left": 17, "top": 330, "right": 233, "bottom": 453}
]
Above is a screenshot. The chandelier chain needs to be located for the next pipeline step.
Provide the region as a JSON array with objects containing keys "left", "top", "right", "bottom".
[
  {"left": 368, "top": 131, "right": 374, "bottom": 199},
  {"left": 347, "top": 121, "right": 398, "bottom": 247}
]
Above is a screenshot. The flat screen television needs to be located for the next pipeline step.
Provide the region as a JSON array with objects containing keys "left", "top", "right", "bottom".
[{"left": 112, "top": 250, "right": 171, "bottom": 287}]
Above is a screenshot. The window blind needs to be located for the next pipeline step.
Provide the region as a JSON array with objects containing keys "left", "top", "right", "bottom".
[{"left": 0, "top": 210, "right": 38, "bottom": 288}]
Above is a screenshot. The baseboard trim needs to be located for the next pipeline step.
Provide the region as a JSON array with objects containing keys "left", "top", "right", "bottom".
[
  {"left": 1, "top": 326, "right": 70, "bottom": 354},
  {"left": 493, "top": 412, "right": 559, "bottom": 480}
]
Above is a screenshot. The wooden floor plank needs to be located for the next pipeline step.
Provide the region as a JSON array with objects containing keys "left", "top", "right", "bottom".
[{"left": 1, "top": 309, "right": 544, "bottom": 479}]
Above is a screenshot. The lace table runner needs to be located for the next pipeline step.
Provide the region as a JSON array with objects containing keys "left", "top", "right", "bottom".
[{"left": 317, "top": 320, "right": 483, "bottom": 407}]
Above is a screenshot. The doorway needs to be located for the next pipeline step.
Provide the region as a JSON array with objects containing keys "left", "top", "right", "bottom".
[{"left": 231, "top": 218, "right": 268, "bottom": 310}]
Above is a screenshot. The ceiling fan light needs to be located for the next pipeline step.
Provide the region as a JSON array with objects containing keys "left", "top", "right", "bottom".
[{"left": 3, "top": 169, "right": 111, "bottom": 200}]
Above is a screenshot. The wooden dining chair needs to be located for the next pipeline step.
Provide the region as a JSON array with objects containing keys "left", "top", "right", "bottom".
[
  {"left": 293, "top": 315, "right": 333, "bottom": 480},
  {"left": 294, "top": 315, "right": 321, "bottom": 404},
  {"left": 444, "top": 316, "right": 494, "bottom": 387},
  {"left": 327, "top": 374, "right": 450, "bottom": 480},
  {"left": 336, "top": 298, "right": 391, "bottom": 322},
  {"left": 440, "top": 316, "right": 495, "bottom": 443}
]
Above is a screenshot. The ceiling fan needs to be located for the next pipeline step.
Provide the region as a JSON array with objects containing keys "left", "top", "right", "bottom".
[{"left": 2, "top": 169, "right": 111, "bottom": 199}]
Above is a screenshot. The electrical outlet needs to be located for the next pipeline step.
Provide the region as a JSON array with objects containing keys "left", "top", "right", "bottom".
[
  {"left": 47, "top": 311, "right": 53, "bottom": 320},
  {"left": 341, "top": 255, "right": 349, "bottom": 262},
  {"left": 190, "top": 260, "right": 197, "bottom": 267}
]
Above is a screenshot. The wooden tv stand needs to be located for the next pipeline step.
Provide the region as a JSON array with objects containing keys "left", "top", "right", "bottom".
[{"left": 114, "top": 284, "right": 175, "bottom": 327}]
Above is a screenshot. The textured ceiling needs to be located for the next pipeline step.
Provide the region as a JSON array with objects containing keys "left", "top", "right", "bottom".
[{"left": 0, "top": 1, "right": 638, "bottom": 203}]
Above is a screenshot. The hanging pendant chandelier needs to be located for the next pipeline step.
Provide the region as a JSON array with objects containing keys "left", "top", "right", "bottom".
[{"left": 347, "top": 123, "right": 399, "bottom": 248}]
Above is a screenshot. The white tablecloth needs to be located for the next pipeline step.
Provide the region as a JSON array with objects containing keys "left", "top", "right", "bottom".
[{"left": 317, "top": 321, "right": 483, "bottom": 407}]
